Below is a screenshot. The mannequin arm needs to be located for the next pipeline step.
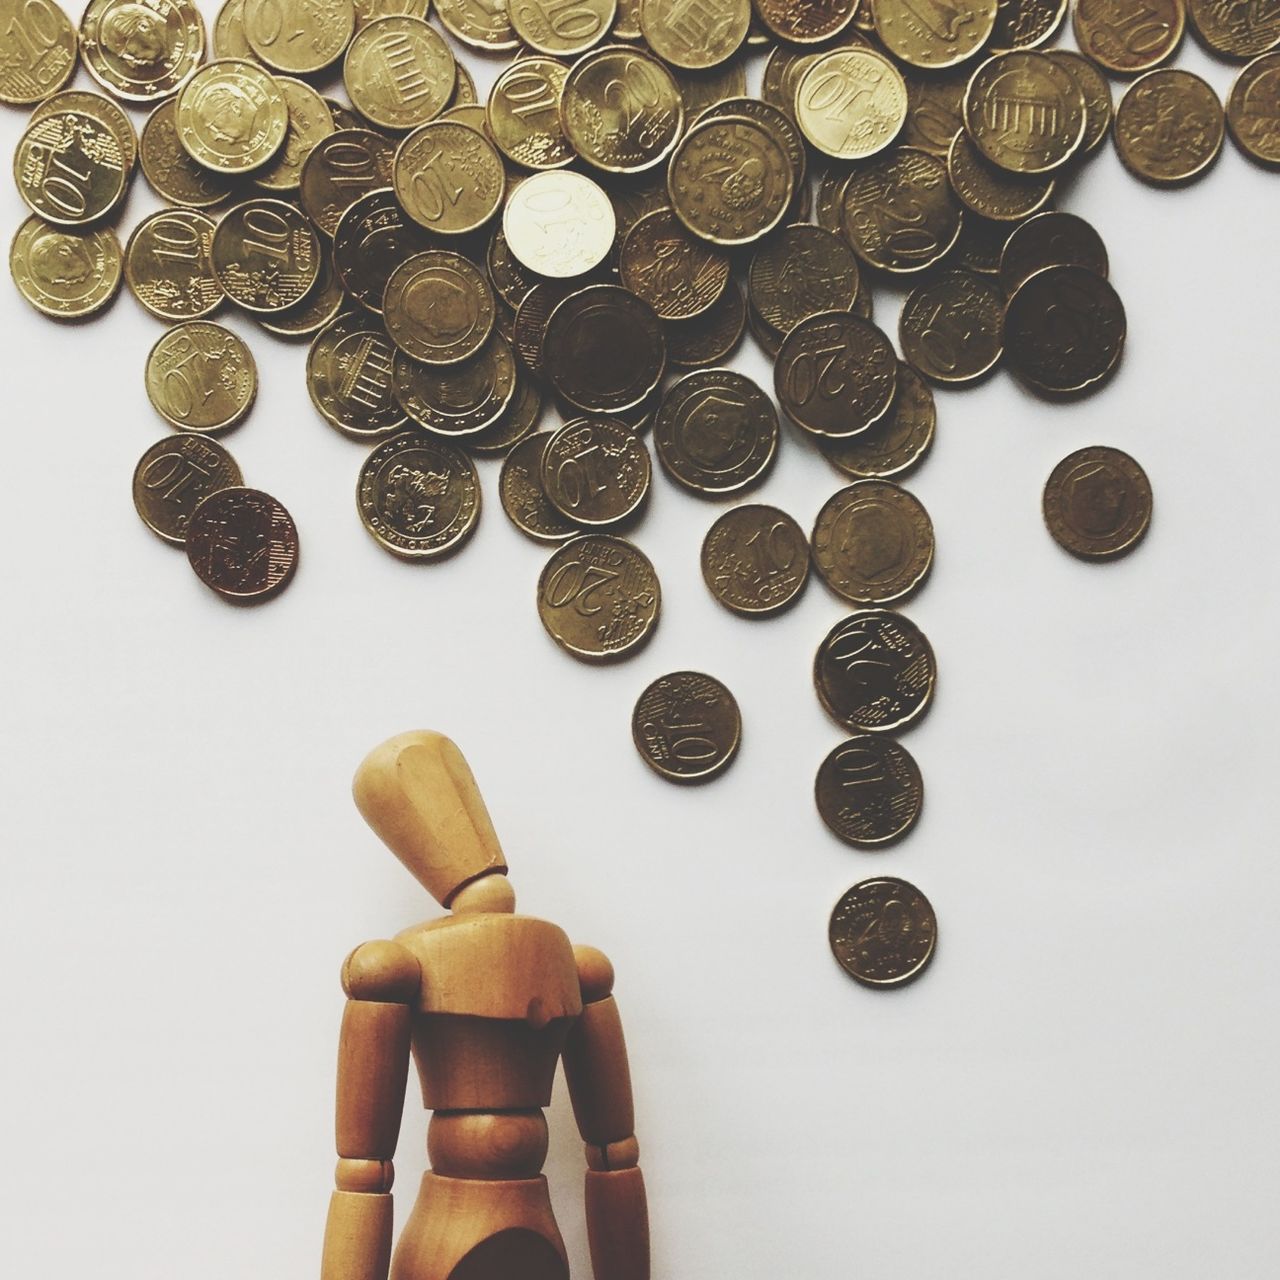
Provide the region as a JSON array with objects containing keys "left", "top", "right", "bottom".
[
  {"left": 320, "top": 940, "right": 420, "bottom": 1280},
  {"left": 562, "top": 946, "right": 649, "bottom": 1280}
]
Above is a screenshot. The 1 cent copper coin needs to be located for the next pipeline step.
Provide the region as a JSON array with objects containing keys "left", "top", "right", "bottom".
[{"left": 185, "top": 486, "right": 299, "bottom": 603}]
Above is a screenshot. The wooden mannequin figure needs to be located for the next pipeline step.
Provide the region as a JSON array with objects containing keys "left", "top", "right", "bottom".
[{"left": 321, "top": 730, "right": 649, "bottom": 1280}]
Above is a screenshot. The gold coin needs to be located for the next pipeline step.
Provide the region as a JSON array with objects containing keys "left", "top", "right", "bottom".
[
  {"left": 176, "top": 59, "right": 289, "bottom": 175},
  {"left": 536, "top": 533, "right": 660, "bottom": 662},
  {"left": 344, "top": 15, "right": 455, "bottom": 132},
  {"left": 253, "top": 77, "right": 335, "bottom": 193},
  {"left": 436, "top": 0, "right": 520, "bottom": 49},
  {"left": 814, "top": 609, "right": 937, "bottom": 734},
  {"left": 614, "top": 0, "right": 641, "bottom": 37},
  {"left": 700, "top": 503, "right": 809, "bottom": 618},
  {"left": 950, "top": 211, "right": 1009, "bottom": 276},
  {"left": 1043, "top": 445, "right": 1152, "bottom": 561},
  {"left": 186, "top": 486, "right": 299, "bottom": 604},
  {"left": 307, "top": 311, "right": 408, "bottom": 438},
  {"left": 512, "top": 280, "right": 569, "bottom": 377},
  {"left": 698, "top": 95, "right": 807, "bottom": 199},
  {"left": 964, "top": 51, "right": 1086, "bottom": 174},
  {"left": 840, "top": 148, "right": 960, "bottom": 274},
  {"left": 258, "top": 244, "right": 345, "bottom": 337},
  {"left": 395, "top": 120, "right": 505, "bottom": 234},
  {"left": 332, "top": 187, "right": 430, "bottom": 310},
  {"left": 354, "top": 0, "right": 430, "bottom": 26},
  {"left": 145, "top": 320, "right": 258, "bottom": 432},
  {"left": 668, "top": 116, "right": 793, "bottom": 246},
  {"left": 299, "top": 129, "right": 396, "bottom": 236},
  {"left": 619, "top": 208, "right": 729, "bottom": 321},
  {"left": 560, "top": 44, "right": 684, "bottom": 174},
  {"left": 503, "top": 170, "right": 617, "bottom": 278},
  {"left": 540, "top": 417, "right": 651, "bottom": 526},
  {"left": 357, "top": 430, "right": 481, "bottom": 559},
  {"left": 666, "top": 278, "right": 746, "bottom": 369},
  {"left": 947, "top": 129, "right": 1054, "bottom": 221},
  {"left": 244, "top": 0, "right": 355, "bottom": 74},
  {"left": 1073, "top": 0, "right": 1184, "bottom": 75},
  {"left": 80, "top": 0, "right": 205, "bottom": 103},
  {"left": 998, "top": 209, "right": 1108, "bottom": 293},
  {"left": 325, "top": 97, "right": 365, "bottom": 131},
  {"left": 14, "top": 110, "right": 127, "bottom": 227},
  {"left": 811, "top": 480, "right": 934, "bottom": 606},
  {"left": 654, "top": 368, "right": 778, "bottom": 497},
  {"left": 676, "top": 58, "right": 748, "bottom": 118},
  {"left": 794, "top": 47, "right": 906, "bottom": 160},
  {"left": 989, "top": 0, "right": 1067, "bottom": 48},
  {"left": 0, "top": 0, "right": 78, "bottom": 105},
  {"left": 140, "top": 99, "right": 235, "bottom": 208},
  {"left": 607, "top": 174, "right": 671, "bottom": 243},
  {"left": 877, "top": 0, "right": 998, "bottom": 68},
  {"left": 211, "top": 198, "right": 321, "bottom": 313},
  {"left": 755, "top": 0, "right": 860, "bottom": 43},
  {"left": 748, "top": 223, "right": 860, "bottom": 339},
  {"left": 819, "top": 361, "right": 935, "bottom": 481},
  {"left": 1228, "top": 52, "right": 1280, "bottom": 167},
  {"left": 124, "top": 208, "right": 223, "bottom": 321},
  {"left": 487, "top": 57, "right": 574, "bottom": 170},
  {"left": 902, "top": 69, "right": 968, "bottom": 156},
  {"left": 450, "top": 59, "right": 478, "bottom": 107},
  {"left": 1188, "top": 0, "right": 1280, "bottom": 56},
  {"left": 775, "top": 311, "right": 897, "bottom": 439},
  {"left": 486, "top": 225, "right": 537, "bottom": 309},
  {"left": 639, "top": 0, "right": 749, "bottom": 69},
  {"left": 383, "top": 250, "right": 495, "bottom": 364},
  {"left": 10, "top": 215, "right": 122, "bottom": 320},
  {"left": 1046, "top": 49, "right": 1113, "bottom": 155},
  {"left": 29, "top": 90, "right": 139, "bottom": 175},
  {"left": 392, "top": 332, "right": 518, "bottom": 436},
  {"left": 813, "top": 164, "right": 849, "bottom": 234},
  {"left": 543, "top": 284, "right": 666, "bottom": 413},
  {"left": 499, "top": 432, "right": 579, "bottom": 543},
  {"left": 829, "top": 877, "right": 937, "bottom": 987},
  {"left": 213, "top": 0, "right": 254, "bottom": 57},
  {"left": 632, "top": 672, "right": 741, "bottom": 784},
  {"left": 465, "top": 369, "right": 543, "bottom": 456},
  {"left": 1114, "top": 68, "right": 1224, "bottom": 185},
  {"left": 816, "top": 736, "right": 923, "bottom": 848},
  {"left": 511, "top": 0, "right": 616, "bottom": 54},
  {"left": 132, "top": 434, "right": 243, "bottom": 545}
]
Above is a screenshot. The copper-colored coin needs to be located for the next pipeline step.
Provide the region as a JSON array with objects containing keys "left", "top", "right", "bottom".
[
  {"left": 814, "top": 609, "right": 936, "bottom": 734},
  {"left": 79, "top": 0, "right": 205, "bottom": 103},
  {"left": 654, "top": 369, "right": 778, "bottom": 497},
  {"left": 537, "top": 533, "right": 660, "bottom": 662},
  {"left": 259, "top": 244, "right": 345, "bottom": 338},
  {"left": 503, "top": 170, "right": 617, "bottom": 278},
  {"left": 877, "top": 0, "right": 998, "bottom": 68},
  {"left": 1114, "top": 68, "right": 1224, "bottom": 185},
  {"left": 487, "top": 57, "right": 574, "bottom": 170},
  {"left": 700, "top": 503, "right": 809, "bottom": 618},
  {"left": 760, "top": 43, "right": 816, "bottom": 119},
  {"left": 775, "top": 311, "right": 898, "bottom": 439},
  {"left": 14, "top": 109, "right": 127, "bottom": 227},
  {"left": 436, "top": 0, "right": 519, "bottom": 49},
  {"left": 812, "top": 480, "right": 934, "bottom": 606},
  {"left": 639, "top": 0, "right": 749, "bottom": 68},
  {"left": 1073, "top": 0, "right": 1185, "bottom": 75},
  {"left": 244, "top": 0, "right": 354, "bottom": 74},
  {"left": 392, "top": 333, "right": 518, "bottom": 436},
  {"left": 1188, "top": 0, "right": 1280, "bottom": 57},
  {"left": 344, "top": 15, "right": 455, "bottom": 132},
  {"left": 964, "top": 51, "right": 1086, "bottom": 174},
  {"left": 145, "top": 320, "right": 257, "bottom": 432},
  {"left": 560, "top": 45, "right": 684, "bottom": 174},
  {"left": 132, "top": 434, "right": 243, "bottom": 546},
  {"left": 543, "top": 284, "right": 666, "bottom": 413},
  {"left": 816, "top": 736, "right": 923, "bottom": 848},
  {"left": 0, "top": 0, "right": 78, "bottom": 104},
  {"left": 899, "top": 268, "right": 1004, "bottom": 386},
  {"left": 755, "top": 0, "right": 860, "bottom": 43},
  {"left": 186, "top": 486, "right": 299, "bottom": 603},
  {"left": 511, "top": 0, "right": 616, "bottom": 54},
  {"left": 619, "top": 208, "right": 729, "bottom": 321},
  {"left": 632, "top": 671, "right": 741, "bottom": 784},
  {"left": 819, "top": 363, "right": 936, "bottom": 481},
  {"left": 394, "top": 120, "right": 505, "bottom": 235},
  {"left": 1046, "top": 49, "right": 1113, "bottom": 154},
  {"left": 840, "top": 148, "right": 961, "bottom": 274},
  {"left": 333, "top": 187, "right": 431, "bottom": 312},
  {"left": 383, "top": 250, "right": 495, "bottom": 365},
  {"left": 357, "top": 430, "right": 481, "bottom": 559},
  {"left": 211, "top": 198, "right": 321, "bottom": 313},
  {"left": 140, "top": 99, "right": 235, "bottom": 209},
  {"left": 1228, "top": 53, "right": 1280, "bottom": 167},
  {"left": 990, "top": 0, "right": 1067, "bottom": 48},
  {"left": 1043, "top": 445, "right": 1152, "bottom": 561},
  {"left": 124, "top": 209, "right": 223, "bottom": 321},
  {"left": 175, "top": 59, "right": 288, "bottom": 175},
  {"left": 829, "top": 877, "right": 937, "bottom": 988},
  {"left": 1004, "top": 264, "right": 1126, "bottom": 397},
  {"left": 540, "top": 417, "right": 651, "bottom": 526},
  {"left": 947, "top": 130, "right": 1054, "bottom": 222},
  {"left": 666, "top": 279, "right": 746, "bottom": 369},
  {"left": 748, "top": 223, "right": 860, "bottom": 339},
  {"left": 253, "top": 77, "right": 335, "bottom": 193},
  {"left": 299, "top": 130, "right": 396, "bottom": 237},
  {"left": 902, "top": 69, "right": 968, "bottom": 156},
  {"left": 794, "top": 47, "right": 907, "bottom": 161},
  {"left": 813, "top": 164, "right": 849, "bottom": 234},
  {"left": 307, "top": 311, "right": 408, "bottom": 439},
  {"left": 499, "top": 432, "right": 579, "bottom": 543},
  {"left": 10, "top": 216, "right": 123, "bottom": 320},
  {"left": 999, "top": 210, "right": 1108, "bottom": 293}
]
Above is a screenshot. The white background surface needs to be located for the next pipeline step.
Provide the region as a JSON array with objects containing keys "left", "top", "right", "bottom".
[{"left": 3, "top": 11, "right": 1280, "bottom": 1279}]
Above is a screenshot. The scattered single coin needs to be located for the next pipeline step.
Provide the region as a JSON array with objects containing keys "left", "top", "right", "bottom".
[
  {"left": 1114, "top": 69, "right": 1225, "bottom": 186},
  {"left": 632, "top": 671, "right": 742, "bottom": 783},
  {"left": 1043, "top": 445, "right": 1152, "bottom": 561},
  {"left": 132, "top": 434, "right": 243, "bottom": 546},
  {"left": 145, "top": 320, "right": 257, "bottom": 433},
  {"left": 829, "top": 877, "right": 937, "bottom": 988},
  {"left": 186, "top": 486, "right": 300, "bottom": 603},
  {"left": 816, "top": 736, "right": 924, "bottom": 848},
  {"left": 819, "top": 363, "right": 936, "bottom": 482},
  {"left": 124, "top": 208, "right": 223, "bottom": 322},
  {"left": 899, "top": 269, "right": 1005, "bottom": 386},
  {"left": 540, "top": 417, "right": 652, "bottom": 527},
  {"left": 212, "top": 198, "right": 321, "bottom": 313},
  {"left": 10, "top": 216, "right": 122, "bottom": 320},
  {"left": 700, "top": 503, "right": 809, "bottom": 618}
]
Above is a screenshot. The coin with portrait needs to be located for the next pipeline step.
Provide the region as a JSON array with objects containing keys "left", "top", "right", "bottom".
[
  {"left": 176, "top": 59, "right": 288, "bottom": 174},
  {"left": 80, "top": 0, "right": 205, "bottom": 103},
  {"left": 10, "top": 217, "right": 122, "bottom": 320},
  {"left": 829, "top": 877, "right": 937, "bottom": 988},
  {"left": 1043, "top": 446, "right": 1152, "bottom": 560}
]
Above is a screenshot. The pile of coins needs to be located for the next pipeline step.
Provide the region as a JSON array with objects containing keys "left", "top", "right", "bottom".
[{"left": 5, "top": 0, "right": 1270, "bottom": 984}]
